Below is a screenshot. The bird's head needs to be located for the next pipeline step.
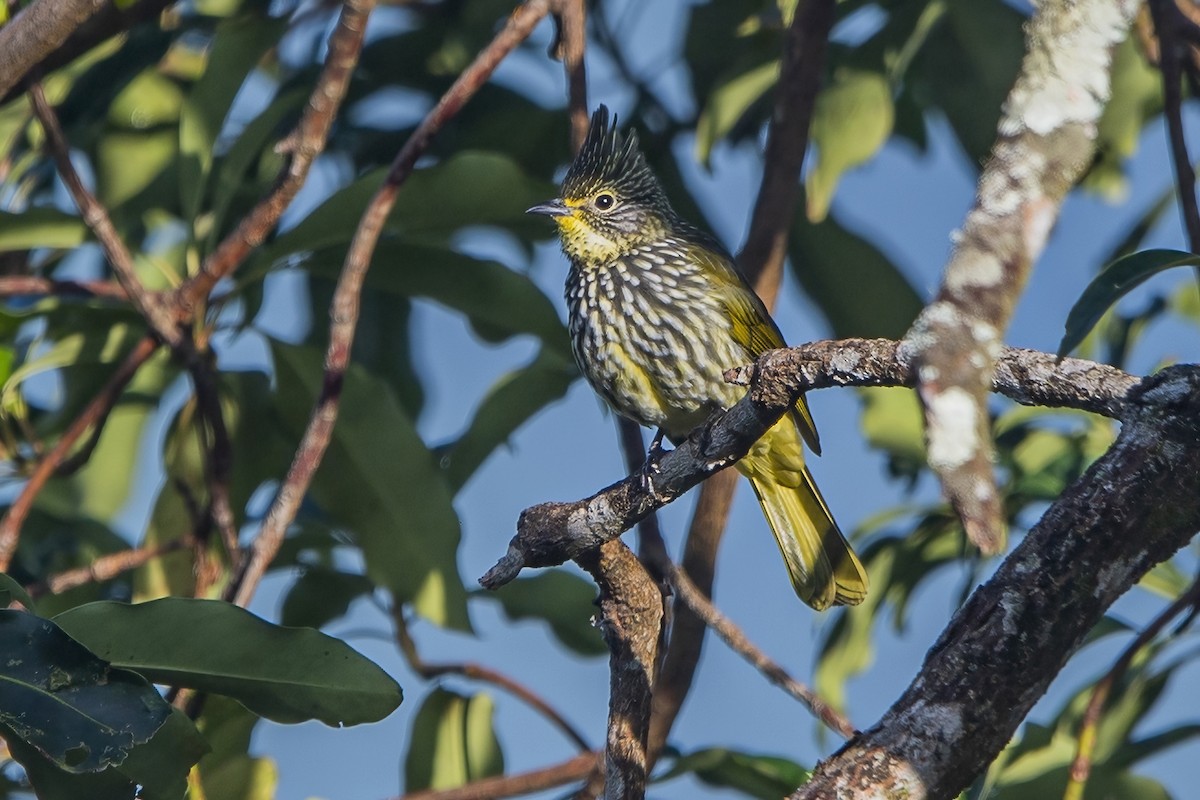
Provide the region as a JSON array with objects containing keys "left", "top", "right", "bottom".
[{"left": 528, "top": 105, "right": 675, "bottom": 263}]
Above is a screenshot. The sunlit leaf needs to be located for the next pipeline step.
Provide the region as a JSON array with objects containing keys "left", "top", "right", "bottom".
[
  {"left": 806, "top": 69, "right": 894, "bottom": 222},
  {"left": 55, "top": 598, "right": 403, "bottom": 726},
  {"left": 404, "top": 689, "right": 503, "bottom": 793},
  {"left": 0, "top": 208, "right": 89, "bottom": 251},
  {"left": 695, "top": 59, "right": 778, "bottom": 164}
]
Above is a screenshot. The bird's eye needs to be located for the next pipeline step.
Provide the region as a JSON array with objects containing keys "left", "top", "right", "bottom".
[{"left": 594, "top": 192, "right": 616, "bottom": 211}]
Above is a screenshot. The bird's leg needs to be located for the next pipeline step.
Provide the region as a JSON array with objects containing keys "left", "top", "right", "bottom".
[{"left": 637, "top": 428, "right": 668, "bottom": 497}]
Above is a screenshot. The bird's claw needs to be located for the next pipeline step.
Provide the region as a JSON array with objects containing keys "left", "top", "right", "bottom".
[{"left": 638, "top": 429, "right": 668, "bottom": 496}]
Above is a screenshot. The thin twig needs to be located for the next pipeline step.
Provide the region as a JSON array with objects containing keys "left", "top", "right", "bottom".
[
  {"left": 668, "top": 562, "right": 857, "bottom": 739},
  {"left": 27, "top": 535, "right": 193, "bottom": 597},
  {"left": 1064, "top": 575, "right": 1200, "bottom": 800},
  {"left": 0, "top": 334, "right": 159, "bottom": 572},
  {"left": 176, "top": 0, "right": 373, "bottom": 316},
  {"left": 391, "top": 602, "right": 592, "bottom": 753},
  {"left": 28, "top": 82, "right": 181, "bottom": 347},
  {"left": 229, "top": 0, "right": 556, "bottom": 609},
  {"left": 0, "top": 277, "right": 127, "bottom": 300},
  {"left": 394, "top": 751, "right": 600, "bottom": 800}
]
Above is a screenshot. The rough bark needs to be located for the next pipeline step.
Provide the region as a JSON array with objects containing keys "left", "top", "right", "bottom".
[{"left": 791, "top": 365, "right": 1200, "bottom": 799}]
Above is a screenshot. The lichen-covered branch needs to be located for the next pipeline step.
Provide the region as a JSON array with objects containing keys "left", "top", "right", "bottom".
[
  {"left": 790, "top": 365, "right": 1200, "bottom": 800},
  {"left": 480, "top": 340, "right": 1139, "bottom": 588},
  {"left": 906, "top": 0, "right": 1139, "bottom": 553}
]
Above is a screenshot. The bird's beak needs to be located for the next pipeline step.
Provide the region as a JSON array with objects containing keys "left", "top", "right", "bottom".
[{"left": 526, "top": 198, "right": 571, "bottom": 218}]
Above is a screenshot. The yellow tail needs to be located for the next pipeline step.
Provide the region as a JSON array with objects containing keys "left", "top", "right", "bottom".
[{"left": 736, "top": 418, "right": 868, "bottom": 611}]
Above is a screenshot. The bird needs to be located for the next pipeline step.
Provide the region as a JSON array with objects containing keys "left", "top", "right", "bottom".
[{"left": 526, "top": 105, "right": 867, "bottom": 611}]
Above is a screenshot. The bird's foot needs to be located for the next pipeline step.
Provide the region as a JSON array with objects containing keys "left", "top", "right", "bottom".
[{"left": 638, "top": 429, "right": 669, "bottom": 496}]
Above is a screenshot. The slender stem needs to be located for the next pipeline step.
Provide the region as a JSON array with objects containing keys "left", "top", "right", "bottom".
[
  {"left": 668, "top": 562, "right": 857, "bottom": 739},
  {"left": 394, "top": 752, "right": 600, "bottom": 800},
  {"left": 27, "top": 535, "right": 193, "bottom": 597},
  {"left": 0, "top": 277, "right": 127, "bottom": 300}
]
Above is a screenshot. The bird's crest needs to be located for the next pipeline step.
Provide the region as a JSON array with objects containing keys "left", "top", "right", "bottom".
[{"left": 562, "top": 105, "right": 664, "bottom": 206}]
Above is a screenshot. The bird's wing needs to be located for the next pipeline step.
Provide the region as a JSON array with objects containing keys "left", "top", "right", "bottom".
[{"left": 691, "top": 245, "right": 823, "bottom": 455}]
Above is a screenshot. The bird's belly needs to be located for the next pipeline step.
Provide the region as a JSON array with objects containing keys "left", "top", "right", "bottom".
[{"left": 571, "top": 290, "right": 744, "bottom": 439}]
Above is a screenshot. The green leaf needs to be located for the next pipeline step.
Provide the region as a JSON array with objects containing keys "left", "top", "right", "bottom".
[
  {"left": 54, "top": 598, "right": 403, "bottom": 726},
  {"left": 3, "top": 735, "right": 138, "bottom": 800},
  {"left": 790, "top": 209, "right": 923, "bottom": 339},
  {"left": 0, "top": 572, "right": 35, "bottom": 611},
  {"left": 0, "top": 610, "right": 174, "bottom": 773},
  {"left": 270, "top": 340, "right": 471, "bottom": 630},
  {"left": 106, "top": 70, "right": 184, "bottom": 131},
  {"left": 660, "top": 748, "right": 811, "bottom": 799},
  {"left": 695, "top": 59, "right": 779, "bottom": 164},
  {"left": 0, "top": 208, "right": 89, "bottom": 251},
  {"left": 280, "top": 568, "right": 375, "bottom": 630},
  {"left": 1057, "top": 249, "right": 1200, "bottom": 357},
  {"left": 247, "top": 151, "right": 556, "bottom": 270},
  {"left": 178, "top": 13, "right": 286, "bottom": 223},
  {"left": 441, "top": 349, "right": 577, "bottom": 491},
  {"left": 404, "top": 689, "right": 504, "bottom": 792},
  {"left": 478, "top": 569, "right": 606, "bottom": 657},
  {"left": 301, "top": 241, "right": 569, "bottom": 357},
  {"left": 806, "top": 69, "right": 894, "bottom": 222},
  {"left": 95, "top": 128, "right": 178, "bottom": 209}
]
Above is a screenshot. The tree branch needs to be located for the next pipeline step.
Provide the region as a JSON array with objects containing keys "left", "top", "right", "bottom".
[
  {"left": 905, "top": 0, "right": 1140, "bottom": 552},
  {"left": 0, "top": 277, "right": 127, "bottom": 300},
  {"left": 480, "top": 340, "right": 1139, "bottom": 588},
  {"left": 229, "top": 0, "right": 556, "bottom": 609},
  {"left": 790, "top": 365, "right": 1200, "bottom": 800},
  {"left": 0, "top": 0, "right": 110, "bottom": 101},
  {"left": 27, "top": 534, "right": 193, "bottom": 598}
]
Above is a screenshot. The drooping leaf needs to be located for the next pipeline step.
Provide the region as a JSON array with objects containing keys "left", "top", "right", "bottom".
[
  {"left": 270, "top": 340, "right": 471, "bottom": 630},
  {"left": 695, "top": 59, "right": 779, "bottom": 164},
  {"left": 1057, "top": 249, "right": 1200, "bottom": 357},
  {"left": 660, "top": 747, "right": 811, "bottom": 800},
  {"left": 0, "top": 610, "right": 176, "bottom": 773},
  {"left": 478, "top": 569, "right": 606, "bottom": 657},
  {"left": 404, "top": 689, "right": 504, "bottom": 793},
  {"left": 806, "top": 69, "right": 894, "bottom": 222},
  {"left": 54, "top": 598, "right": 403, "bottom": 726},
  {"left": 0, "top": 572, "right": 36, "bottom": 611},
  {"left": 911, "top": 0, "right": 1025, "bottom": 166}
]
